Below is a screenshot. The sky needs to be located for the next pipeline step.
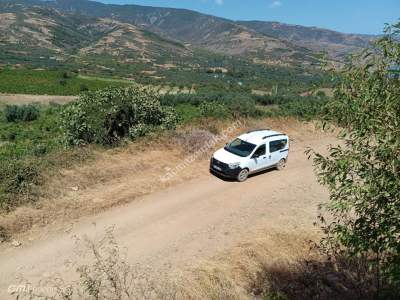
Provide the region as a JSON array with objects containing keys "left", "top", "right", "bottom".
[{"left": 99, "top": 0, "right": 399, "bottom": 35}]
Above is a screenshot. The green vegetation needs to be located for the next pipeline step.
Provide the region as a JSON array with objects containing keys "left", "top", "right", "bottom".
[
  {"left": 4, "top": 104, "right": 40, "bottom": 122},
  {"left": 61, "top": 86, "right": 178, "bottom": 146},
  {"left": 278, "top": 96, "right": 329, "bottom": 120},
  {"left": 0, "top": 68, "right": 130, "bottom": 95},
  {"left": 0, "top": 103, "right": 61, "bottom": 210},
  {"left": 310, "top": 23, "right": 400, "bottom": 296},
  {"left": 0, "top": 102, "right": 94, "bottom": 211},
  {"left": 161, "top": 92, "right": 329, "bottom": 122},
  {"left": 161, "top": 92, "right": 264, "bottom": 118}
]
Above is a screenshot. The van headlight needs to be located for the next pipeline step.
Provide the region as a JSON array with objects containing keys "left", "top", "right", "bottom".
[{"left": 228, "top": 162, "right": 240, "bottom": 169}]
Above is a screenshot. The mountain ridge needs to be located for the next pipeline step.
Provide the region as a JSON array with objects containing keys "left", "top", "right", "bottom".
[{"left": 0, "top": 0, "right": 376, "bottom": 62}]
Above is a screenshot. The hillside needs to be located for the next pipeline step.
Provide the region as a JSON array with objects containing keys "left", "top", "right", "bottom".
[
  {"left": 0, "top": 0, "right": 328, "bottom": 65},
  {"left": 43, "top": 0, "right": 375, "bottom": 60},
  {"left": 239, "top": 20, "right": 375, "bottom": 60},
  {"left": 0, "top": 0, "right": 376, "bottom": 93},
  {"left": 0, "top": 0, "right": 376, "bottom": 68},
  {"left": 0, "top": 2, "right": 190, "bottom": 66}
]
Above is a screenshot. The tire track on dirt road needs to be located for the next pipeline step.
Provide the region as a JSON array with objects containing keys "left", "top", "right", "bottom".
[{"left": 0, "top": 136, "right": 335, "bottom": 299}]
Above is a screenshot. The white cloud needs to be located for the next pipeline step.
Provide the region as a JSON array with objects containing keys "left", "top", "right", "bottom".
[
  {"left": 215, "top": 0, "right": 224, "bottom": 5},
  {"left": 270, "top": 1, "right": 282, "bottom": 8}
]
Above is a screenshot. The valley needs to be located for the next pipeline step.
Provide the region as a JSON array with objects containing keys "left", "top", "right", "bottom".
[
  {"left": 0, "top": 0, "right": 374, "bottom": 95},
  {"left": 0, "top": 0, "right": 397, "bottom": 299}
]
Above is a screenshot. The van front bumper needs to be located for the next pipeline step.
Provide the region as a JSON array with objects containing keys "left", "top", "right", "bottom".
[{"left": 210, "top": 158, "right": 242, "bottom": 179}]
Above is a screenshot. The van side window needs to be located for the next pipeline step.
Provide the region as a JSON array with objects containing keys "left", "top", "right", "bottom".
[
  {"left": 252, "top": 144, "right": 266, "bottom": 157},
  {"left": 269, "top": 139, "right": 287, "bottom": 153}
]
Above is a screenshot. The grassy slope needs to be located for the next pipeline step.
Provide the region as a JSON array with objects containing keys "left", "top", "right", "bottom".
[{"left": 0, "top": 69, "right": 131, "bottom": 95}]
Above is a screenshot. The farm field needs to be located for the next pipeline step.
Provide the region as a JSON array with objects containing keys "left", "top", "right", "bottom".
[{"left": 0, "top": 69, "right": 130, "bottom": 95}]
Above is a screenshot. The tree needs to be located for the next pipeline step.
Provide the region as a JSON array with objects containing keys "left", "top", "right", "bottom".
[
  {"left": 310, "top": 22, "right": 400, "bottom": 295},
  {"left": 60, "top": 86, "right": 178, "bottom": 146}
]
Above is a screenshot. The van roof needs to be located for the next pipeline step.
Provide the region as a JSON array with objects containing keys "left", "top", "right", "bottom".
[{"left": 238, "top": 129, "right": 286, "bottom": 145}]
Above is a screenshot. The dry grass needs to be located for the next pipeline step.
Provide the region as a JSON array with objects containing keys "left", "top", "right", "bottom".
[
  {"left": 0, "top": 94, "right": 77, "bottom": 105},
  {"left": 12, "top": 228, "right": 316, "bottom": 299},
  {"left": 170, "top": 228, "right": 378, "bottom": 300},
  {"left": 11, "top": 227, "right": 379, "bottom": 299},
  {"left": 172, "top": 230, "right": 315, "bottom": 299}
]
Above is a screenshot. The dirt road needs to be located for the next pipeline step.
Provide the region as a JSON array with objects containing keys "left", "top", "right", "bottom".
[
  {"left": 0, "top": 93, "right": 77, "bottom": 105},
  {"left": 0, "top": 135, "right": 334, "bottom": 299}
]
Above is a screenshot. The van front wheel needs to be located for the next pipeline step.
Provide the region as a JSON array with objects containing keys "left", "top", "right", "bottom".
[
  {"left": 237, "top": 168, "right": 249, "bottom": 182},
  {"left": 276, "top": 159, "right": 286, "bottom": 171}
]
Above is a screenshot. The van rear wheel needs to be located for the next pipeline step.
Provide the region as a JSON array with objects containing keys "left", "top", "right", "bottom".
[
  {"left": 237, "top": 168, "right": 249, "bottom": 182},
  {"left": 276, "top": 159, "right": 286, "bottom": 171}
]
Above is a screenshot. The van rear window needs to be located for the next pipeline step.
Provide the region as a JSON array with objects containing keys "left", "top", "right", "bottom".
[{"left": 269, "top": 139, "right": 287, "bottom": 153}]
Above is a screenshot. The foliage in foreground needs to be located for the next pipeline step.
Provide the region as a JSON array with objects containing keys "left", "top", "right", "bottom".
[
  {"left": 61, "top": 86, "right": 178, "bottom": 146},
  {"left": 311, "top": 22, "right": 400, "bottom": 296}
]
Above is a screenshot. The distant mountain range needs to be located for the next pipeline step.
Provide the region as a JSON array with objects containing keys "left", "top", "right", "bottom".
[{"left": 0, "top": 0, "right": 376, "bottom": 72}]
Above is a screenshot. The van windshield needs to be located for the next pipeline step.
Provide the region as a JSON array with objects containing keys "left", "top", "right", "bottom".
[{"left": 224, "top": 138, "right": 256, "bottom": 157}]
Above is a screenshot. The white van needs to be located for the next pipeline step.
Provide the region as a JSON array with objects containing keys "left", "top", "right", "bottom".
[{"left": 210, "top": 129, "right": 289, "bottom": 182}]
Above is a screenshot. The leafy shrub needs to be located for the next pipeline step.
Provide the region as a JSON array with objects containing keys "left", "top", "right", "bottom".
[
  {"left": 310, "top": 22, "right": 400, "bottom": 295},
  {"left": 79, "top": 84, "right": 89, "bottom": 92},
  {"left": 59, "top": 79, "right": 67, "bottom": 86},
  {"left": 4, "top": 104, "right": 40, "bottom": 122},
  {"left": 315, "top": 90, "right": 326, "bottom": 98},
  {"left": 228, "top": 96, "right": 263, "bottom": 118},
  {"left": 199, "top": 101, "right": 230, "bottom": 119},
  {"left": 279, "top": 97, "right": 328, "bottom": 120},
  {"left": 161, "top": 92, "right": 264, "bottom": 118},
  {"left": 61, "top": 86, "right": 178, "bottom": 146},
  {"left": 252, "top": 94, "right": 291, "bottom": 105}
]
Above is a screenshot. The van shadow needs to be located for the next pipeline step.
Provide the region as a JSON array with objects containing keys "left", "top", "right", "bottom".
[{"left": 210, "top": 168, "right": 276, "bottom": 182}]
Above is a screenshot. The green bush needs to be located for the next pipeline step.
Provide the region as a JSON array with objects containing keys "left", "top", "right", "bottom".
[
  {"left": 199, "top": 101, "right": 230, "bottom": 119},
  {"left": 4, "top": 104, "right": 40, "bottom": 122},
  {"left": 279, "top": 97, "right": 328, "bottom": 120},
  {"left": 161, "top": 92, "right": 264, "bottom": 118},
  {"left": 61, "top": 86, "right": 178, "bottom": 146},
  {"left": 311, "top": 22, "right": 400, "bottom": 295},
  {"left": 252, "top": 94, "right": 290, "bottom": 105},
  {"left": 79, "top": 84, "right": 89, "bottom": 92},
  {"left": 229, "top": 96, "right": 263, "bottom": 118}
]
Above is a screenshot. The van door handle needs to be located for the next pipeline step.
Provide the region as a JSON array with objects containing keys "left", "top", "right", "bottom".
[{"left": 269, "top": 155, "right": 271, "bottom": 159}]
